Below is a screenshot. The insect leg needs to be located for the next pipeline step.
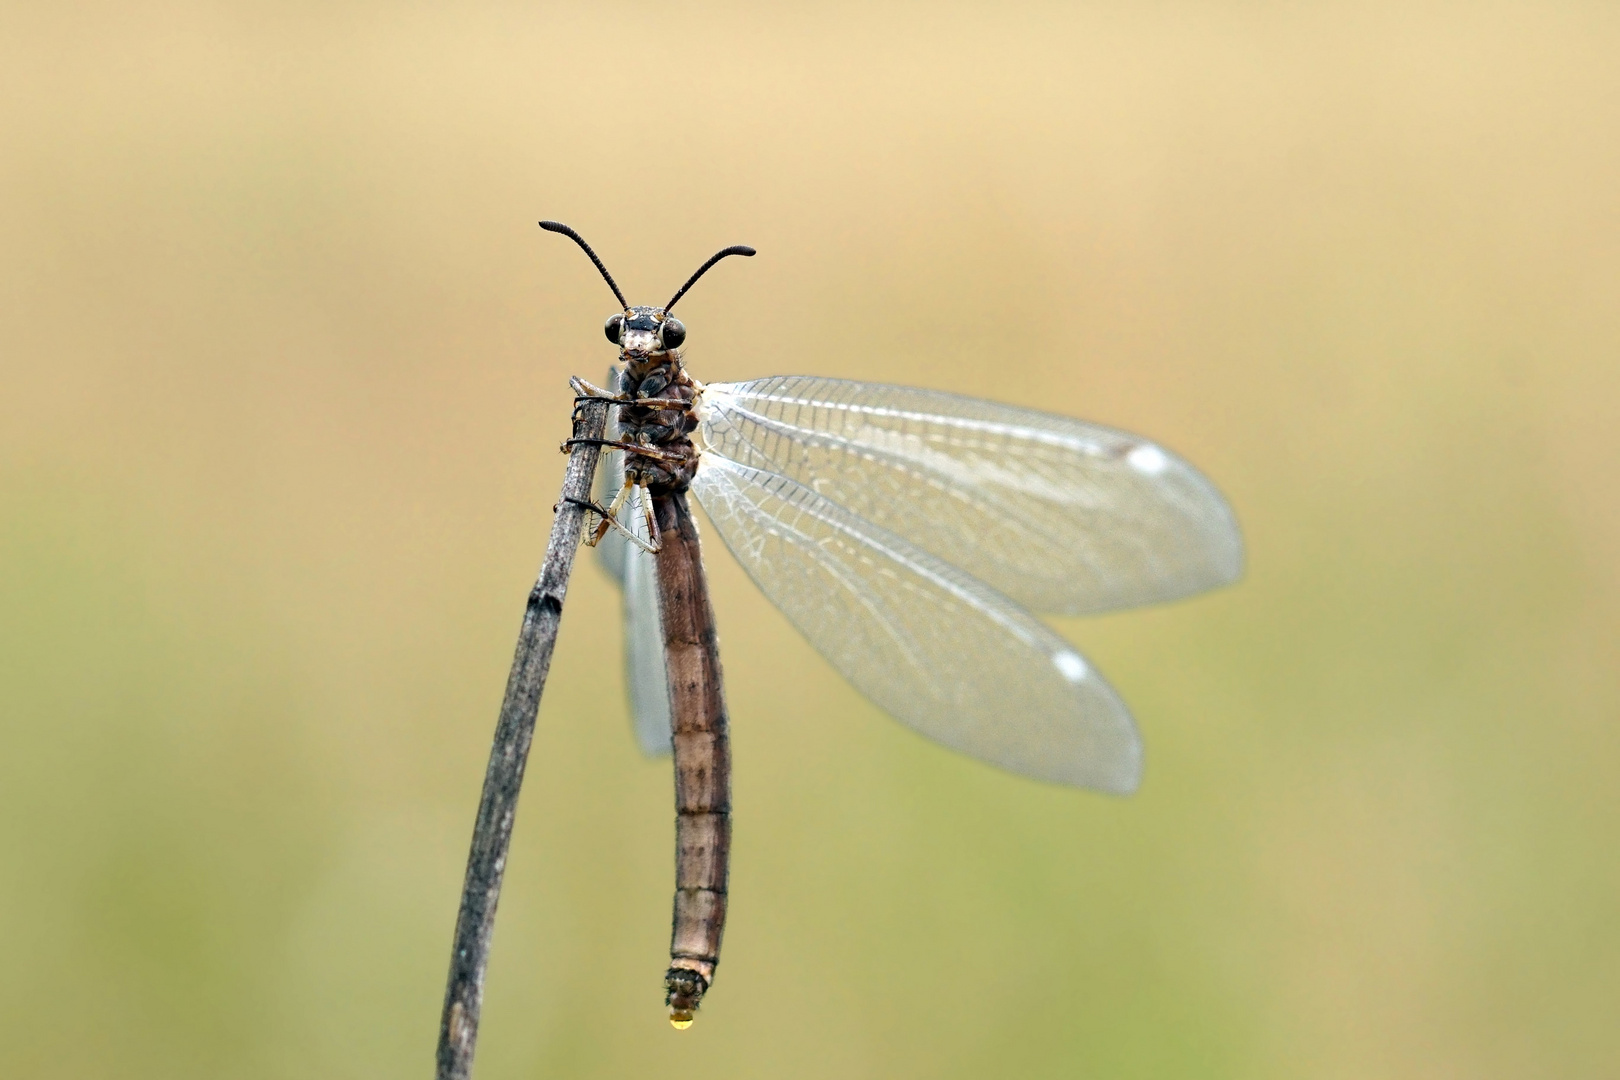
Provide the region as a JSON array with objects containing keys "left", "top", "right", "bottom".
[
  {"left": 561, "top": 438, "right": 684, "bottom": 462},
  {"left": 569, "top": 375, "right": 627, "bottom": 401},
  {"left": 585, "top": 478, "right": 635, "bottom": 548},
  {"left": 622, "top": 396, "right": 692, "bottom": 408},
  {"left": 582, "top": 477, "right": 662, "bottom": 555},
  {"left": 638, "top": 482, "right": 663, "bottom": 555},
  {"left": 569, "top": 376, "right": 689, "bottom": 410}
]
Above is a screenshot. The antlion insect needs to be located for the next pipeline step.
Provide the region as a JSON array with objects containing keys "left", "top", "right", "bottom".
[
  {"left": 541, "top": 221, "right": 752, "bottom": 1028},
  {"left": 436, "top": 221, "right": 1244, "bottom": 1071},
  {"left": 547, "top": 219, "right": 1245, "bottom": 1028}
]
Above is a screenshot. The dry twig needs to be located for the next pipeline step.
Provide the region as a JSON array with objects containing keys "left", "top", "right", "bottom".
[{"left": 436, "top": 397, "right": 609, "bottom": 1080}]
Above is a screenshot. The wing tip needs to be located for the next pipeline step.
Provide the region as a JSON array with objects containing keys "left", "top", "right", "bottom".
[
  {"left": 1212, "top": 544, "right": 1246, "bottom": 591},
  {"left": 1098, "top": 767, "right": 1143, "bottom": 797},
  {"left": 1092, "top": 739, "right": 1145, "bottom": 796},
  {"left": 1024, "top": 725, "right": 1144, "bottom": 795}
]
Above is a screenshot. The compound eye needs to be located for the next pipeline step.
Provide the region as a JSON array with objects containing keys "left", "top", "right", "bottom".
[
  {"left": 660, "top": 317, "right": 686, "bottom": 350},
  {"left": 604, "top": 313, "right": 624, "bottom": 345}
]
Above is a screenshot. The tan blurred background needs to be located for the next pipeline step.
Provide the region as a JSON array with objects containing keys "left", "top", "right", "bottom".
[{"left": 3, "top": 1, "right": 1617, "bottom": 1077}]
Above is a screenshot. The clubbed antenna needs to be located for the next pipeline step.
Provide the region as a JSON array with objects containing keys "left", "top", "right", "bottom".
[
  {"left": 665, "top": 245, "right": 756, "bottom": 312},
  {"left": 539, "top": 220, "right": 629, "bottom": 310}
]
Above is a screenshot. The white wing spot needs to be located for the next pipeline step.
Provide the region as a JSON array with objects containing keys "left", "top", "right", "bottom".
[
  {"left": 1053, "top": 649, "right": 1089, "bottom": 682},
  {"left": 1126, "top": 444, "right": 1170, "bottom": 475}
]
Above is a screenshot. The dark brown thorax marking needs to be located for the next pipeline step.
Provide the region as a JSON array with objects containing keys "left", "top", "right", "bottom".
[{"left": 616, "top": 349, "right": 702, "bottom": 495}]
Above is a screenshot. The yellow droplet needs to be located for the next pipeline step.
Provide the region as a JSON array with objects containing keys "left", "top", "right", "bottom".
[{"left": 669, "top": 1011, "right": 695, "bottom": 1030}]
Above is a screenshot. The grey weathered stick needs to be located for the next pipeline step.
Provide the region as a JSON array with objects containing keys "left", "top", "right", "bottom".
[{"left": 436, "top": 397, "right": 608, "bottom": 1080}]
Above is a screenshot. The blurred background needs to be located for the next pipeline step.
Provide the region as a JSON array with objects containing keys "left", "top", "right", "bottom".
[{"left": 3, "top": 2, "right": 1617, "bottom": 1077}]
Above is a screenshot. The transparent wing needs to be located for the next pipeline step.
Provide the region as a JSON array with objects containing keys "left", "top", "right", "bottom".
[
  {"left": 690, "top": 457, "right": 1141, "bottom": 792},
  {"left": 592, "top": 366, "right": 671, "bottom": 757},
  {"left": 701, "top": 377, "right": 1243, "bottom": 616},
  {"left": 593, "top": 368, "right": 628, "bottom": 584},
  {"left": 621, "top": 488, "right": 672, "bottom": 757}
]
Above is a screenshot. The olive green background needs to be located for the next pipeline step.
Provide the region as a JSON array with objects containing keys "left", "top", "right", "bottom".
[{"left": 3, "top": 2, "right": 1616, "bottom": 1077}]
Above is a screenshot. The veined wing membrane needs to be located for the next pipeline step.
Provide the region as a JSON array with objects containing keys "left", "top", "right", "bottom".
[
  {"left": 701, "top": 377, "right": 1242, "bottom": 616},
  {"left": 593, "top": 368, "right": 628, "bottom": 585},
  {"left": 690, "top": 457, "right": 1141, "bottom": 792},
  {"left": 593, "top": 366, "right": 672, "bottom": 757},
  {"left": 596, "top": 466, "right": 672, "bottom": 757},
  {"left": 621, "top": 490, "right": 672, "bottom": 756}
]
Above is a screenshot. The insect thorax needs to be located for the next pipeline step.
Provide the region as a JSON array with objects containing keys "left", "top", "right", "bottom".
[{"left": 619, "top": 354, "right": 702, "bottom": 494}]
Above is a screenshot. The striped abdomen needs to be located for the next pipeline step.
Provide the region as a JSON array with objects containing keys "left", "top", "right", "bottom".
[{"left": 653, "top": 492, "right": 731, "bottom": 1026}]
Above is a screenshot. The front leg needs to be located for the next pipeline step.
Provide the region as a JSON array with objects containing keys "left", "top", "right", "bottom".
[
  {"left": 570, "top": 375, "right": 692, "bottom": 411},
  {"left": 559, "top": 438, "right": 684, "bottom": 462},
  {"left": 570, "top": 375, "right": 625, "bottom": 402}
]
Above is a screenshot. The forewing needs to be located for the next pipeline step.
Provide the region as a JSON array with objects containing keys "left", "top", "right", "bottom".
[
  {"left": 690, "top": 457, "right": 1141, "bottom": 792},
  {"left": 701, "top": 377, "right": 1242, "bottom": 615}
]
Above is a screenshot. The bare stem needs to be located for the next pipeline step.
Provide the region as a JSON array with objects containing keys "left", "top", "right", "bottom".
[{"left": 436, "top": 396, "right": 609, "bottom": 1080}]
